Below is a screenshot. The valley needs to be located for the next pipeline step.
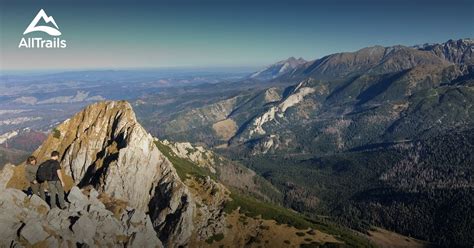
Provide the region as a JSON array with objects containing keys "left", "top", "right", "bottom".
[{"left": 132, "top": 38, "right": 473, "bottom": 247}]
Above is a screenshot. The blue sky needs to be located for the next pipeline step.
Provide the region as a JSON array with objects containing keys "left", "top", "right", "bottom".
[{"left": 1, "top": 0, "right": 473, "bottom": 71}]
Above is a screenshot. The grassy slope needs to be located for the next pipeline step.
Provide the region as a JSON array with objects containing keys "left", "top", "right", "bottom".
[{"left": 223, "top": 192, "right": 374, "bottom": 247}]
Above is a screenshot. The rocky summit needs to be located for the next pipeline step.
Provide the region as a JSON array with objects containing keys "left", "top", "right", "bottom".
[
  {"left": 0, "top": 100, "right": 363, "bottom": 247},
  {"left": 30, "top": 100, "right": 194, "bottom": 246}
]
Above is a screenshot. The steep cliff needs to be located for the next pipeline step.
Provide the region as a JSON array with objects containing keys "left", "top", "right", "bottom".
[{"left": 32, "top": 101, "right": 194, "bottom": 246}]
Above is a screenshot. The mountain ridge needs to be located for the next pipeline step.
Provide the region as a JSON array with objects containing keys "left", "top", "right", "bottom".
[
  {"left": 133, "top": 38, "right": 474, "bottom": 246},
  {"left": 246, "top": 38, "right": 473, "bottom": 82}
]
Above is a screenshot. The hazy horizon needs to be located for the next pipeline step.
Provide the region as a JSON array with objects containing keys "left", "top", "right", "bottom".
[
  {"left": 0, "top": 65, "right": 260, "bottom": 75},
  {"left": 1, "top": 0, "right": 473, "bottom": 71}
]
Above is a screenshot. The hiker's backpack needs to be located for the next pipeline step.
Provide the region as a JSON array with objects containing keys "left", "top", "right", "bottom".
[{"left": 36, "top": 160, "right": 55, "bottom": 182}]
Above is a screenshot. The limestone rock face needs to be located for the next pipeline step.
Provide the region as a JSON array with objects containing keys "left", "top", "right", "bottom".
[
  {"left": 161, "top": 139, "right": 217, "bottom": 173},
  {"left": 32, "top": 101, "right": 193, "bottom": 246},
  {"left": 20, "top": 221, "right": 49, "bottom": 245},
  {"left": 188, "top": 176, "right": 229, "bottom": 241}
]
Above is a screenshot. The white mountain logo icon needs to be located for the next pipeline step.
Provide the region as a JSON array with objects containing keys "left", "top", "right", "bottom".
[{"left": 23, "top": 9, "right": 61, "bottom": 36}]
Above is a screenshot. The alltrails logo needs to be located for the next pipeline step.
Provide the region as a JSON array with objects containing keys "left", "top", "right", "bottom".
[{"left": 18, "top": 9, "right": 67, "bottom": 48}]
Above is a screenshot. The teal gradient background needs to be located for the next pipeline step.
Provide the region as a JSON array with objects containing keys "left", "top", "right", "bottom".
[{"left": 1, "top": 0, "right": 473, "bottom": 71}]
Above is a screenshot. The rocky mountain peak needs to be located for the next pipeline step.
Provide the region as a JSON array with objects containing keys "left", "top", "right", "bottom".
[
  {"left": 32, "top": 100, "right": 194, "bottom": 246},
  {"left": 250, "top": 56, "right": 307, "bottom": 80}
]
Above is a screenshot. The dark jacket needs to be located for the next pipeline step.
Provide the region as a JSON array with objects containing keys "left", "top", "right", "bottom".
[{"left": 38, "top": 159, "right": 61, "bottom": 181}]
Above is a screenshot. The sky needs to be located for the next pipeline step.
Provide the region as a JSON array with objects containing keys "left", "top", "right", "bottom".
[{"left": 0, "top": 0, "right": 473, "bottom": 71}]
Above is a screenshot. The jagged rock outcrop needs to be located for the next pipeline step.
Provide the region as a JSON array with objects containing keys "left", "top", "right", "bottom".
[
  {"left": 0, "top": 164, "right": 162, "bottom": 247},
  {"left": 187, "top": 176, "right": 229, "bottom": 242},
  {"left": 239, "top": 79, "right": 319, "bottom": 142},
  {"left": 161, "top": 139, "right": 217, "bottom": 173},
  {"left": 31, "top": 101, "right": 194, "bottom": 246}
]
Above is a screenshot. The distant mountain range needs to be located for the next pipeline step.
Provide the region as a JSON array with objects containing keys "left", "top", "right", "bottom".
[
  {"left": 134, "top": 38, "right": 474, "bottom": 246},
  {"left": 251, "top": 38, "right": 473, "bottom": 81}
]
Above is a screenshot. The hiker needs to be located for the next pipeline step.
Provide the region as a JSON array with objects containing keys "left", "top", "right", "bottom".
[
  {"left": 36, "top": 151, "right": 67, "bottom": 209},
  {"left": 24, "top": 156, "right": 40, "bottom": 196}
]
